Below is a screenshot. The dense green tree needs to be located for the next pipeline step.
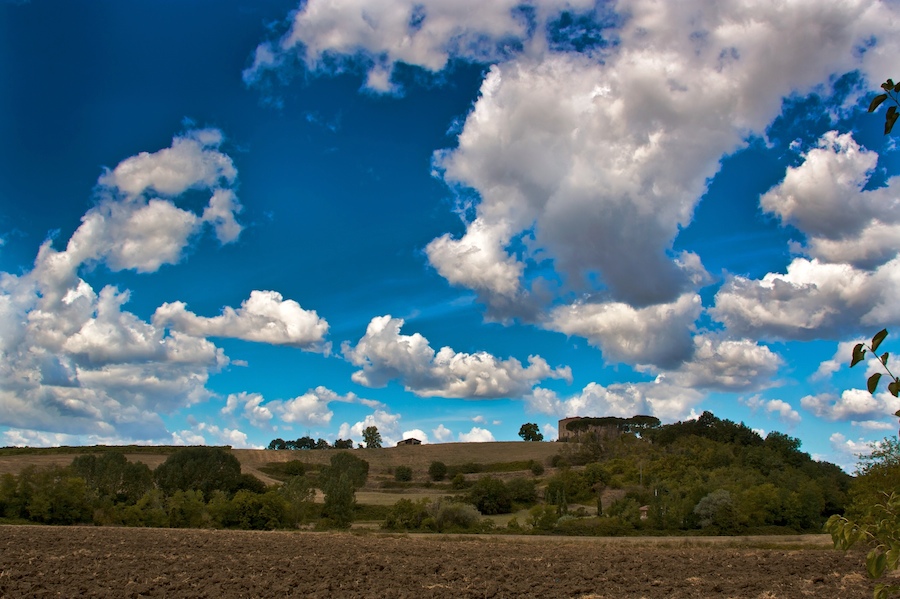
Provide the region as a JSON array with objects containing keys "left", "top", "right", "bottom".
[
  {"left": 322, "top": 472, "right": 355, "bottom": 528},
  {"left": 267, "top": 438, "right": 287, "bottom": 450},
  {"left": 467, "top": 476, "right": 512, "bottom": 515},
  {"left": 428, "top": 460, "right": 448, "bottom": 481},
  {"left": 278, "top": 475, "right": 316, "bottom": 526},
  {"left": 155, "top": 447, "right": 244, "bottom": 497},
  {"left": 694, "top": 489, "right": 738, "bottom": 532},
  {"left": 71, "top": 452, "right": 153, "bottom": 504},
  {"left": 518, "top": 423, "right": 544, "bottom": 442},
  {"left": 362, "top": 426, "right": 383, "bottom": 449},
  {"left": 21, "top": 466, "right": 91, "bottom": 525},
  {"left": 394, "top": 465, "right": 413, "bottom": 482},
  {"left": 506, "top": 477, "right": 538, "bottom": 505},
  {"left": 333, "top": 438, "right": 354, "bottom": 449},
  {"left": 320, "top": 451, "right": 369, "bottom": 490}
]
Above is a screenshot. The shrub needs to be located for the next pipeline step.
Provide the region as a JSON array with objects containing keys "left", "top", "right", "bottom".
[
  {"left": 382, "top": 498, "right": 430, "bottom": 530},
  {"left": 428, "top": 461, "right": 448, "bottom": 481},
  {"left": 507, "top": 477, "right": 538, "bottom": 505},
  {"left": 394, "top": 465, "right": 413, "bottom": 482},
  {"left": 450, "top": 473, "right": 469, "bottom": 489},
  {"left": 429, "top": 498, "right": 482, "bottom": 532},
  {"left": 530, "top": 460, "right": 545, "bottom": 476},
  {"left": 467, "top": 476, "right": 512, "bottom": 515}
]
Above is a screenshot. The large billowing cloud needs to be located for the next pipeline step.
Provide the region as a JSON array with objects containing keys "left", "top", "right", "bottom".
[
  {"left": 154, "top": 290, "right": 330, "bottom": 352},
  {"left": 246, "top": 0, "right": 900, "bottom": 395},
  {"left": 713, "top": 131, "right": 900, "bottom": 340},
  {"left": 545, "top": 293, "right": 701, "bottom": 368},
  {"left": 0, "top": 129, "right": 326, "bottom": 441},
  {"left": 342, "top": 315, "right": 571, "bottom": 398},
  {"left": 427, "top": 0, "right": 893, "bottom": 318}
]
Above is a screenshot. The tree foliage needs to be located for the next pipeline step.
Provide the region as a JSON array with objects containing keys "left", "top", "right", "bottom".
[
  {"left": 428, "top": 461, "right": 448, "bottom": 481},
  {"left": 518, "top": 423, "right": 544, "bottom": 442},
  {"left": 154, "top": 447, "right": 246, "bottom": 498},
  {"left": 362, "top": 426, "right": 383, "bottom": 449}
]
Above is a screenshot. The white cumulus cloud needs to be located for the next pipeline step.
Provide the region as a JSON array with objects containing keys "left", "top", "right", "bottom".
[
  {"left": 458, "top": 426, "right": 495, "bottom": 443},
  {"left": 154, "top": 290, "right": 330, "bottom": 352},
  {"left": 343, "top": 315, "right": 571, "bottom": 398}
]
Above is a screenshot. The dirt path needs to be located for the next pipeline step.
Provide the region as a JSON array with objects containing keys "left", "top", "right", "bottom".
[{"left": 0, "top": 526, "right": 874, "bottom": 598}]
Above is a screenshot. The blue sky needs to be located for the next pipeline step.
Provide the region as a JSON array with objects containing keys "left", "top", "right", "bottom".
[{"left": 2, "top": 0, "right": 900, "bottom": 469}]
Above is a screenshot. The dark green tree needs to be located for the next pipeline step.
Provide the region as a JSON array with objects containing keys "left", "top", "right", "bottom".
[
  {"left": 320, "top": 451, "right": 369, "bottom": 490},
  {"left": 322, "top": 472, "right": 355, "bottom": 528},
  {"left": 363, "top": 426, "right": 383, "bottom": 448},
  {"left": 154, "top": 447, "right": 244, "bottom": 497},
  {"left": 428, "top": 460, "right": 448, "bottom": 481},
  {"left": 394, "top": 465, "right": 413, "bottom": 482},
  {"left": 467, "top": 476, "right": 512, "bottom": 515},
  {"left": 518, "top": 423, "right": 544, "bottom": 442}
]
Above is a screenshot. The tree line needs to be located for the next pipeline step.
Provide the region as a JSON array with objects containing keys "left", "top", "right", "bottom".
[{"left": 0, "top": 446, "right": 367, "bottom": 530}]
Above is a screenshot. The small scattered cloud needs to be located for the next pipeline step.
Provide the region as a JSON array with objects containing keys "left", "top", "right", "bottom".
[
  {"left": 802, "top": 389, "right": 900, "bottom": 422},
  {"left": 432, "top": 424, "right": 453, "bottom": 442},
  {"left": 741, "top": 395, "right": 801, "bottom": 425},
  {"left": 338, "top": 409, "right": 403, "bottom": 447},
  {"left": 458, "top": 426, "right": 495, "bottom": 443}
]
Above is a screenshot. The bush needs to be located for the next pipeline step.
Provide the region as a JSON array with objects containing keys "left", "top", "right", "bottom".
[
  {"left": 530, "top": 460, "right": 545, "bottom": 476},
  {"left": 394, "top": 465, "right": 413, "bottom": 482},
  {"left": 507, "top": 477, "right": 538, "bottom": 505},
  {"left": 467, "top": 476, "right": 512, "bottom": 515},
  {"left": 428, "top": 461, "right": 448, "bottom": 481},
  {"left": 429, "top": 498, "right": 482, "bottom": 532},
  {"left": 450, "top": 473, "right": 469, "bottom": 489},
  {"left": 383, "top": 498, "right": 430, "bottom": 530}
]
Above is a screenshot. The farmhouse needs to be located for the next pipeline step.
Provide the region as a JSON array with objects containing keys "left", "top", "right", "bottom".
[
  {"left": 396, "top": 438, "right": 422, "bottom": 446},
  {"left": 558, "top": 415, "right": 661, "bottom": 442}
]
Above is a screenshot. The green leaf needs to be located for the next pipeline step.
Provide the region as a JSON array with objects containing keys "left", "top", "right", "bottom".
[
  {"left": 868, "top": 372, "right": 883, "bottom": 395},
  {"left": 867, "top": 549, "right": 887, "bottom": 579},
  {"left": 894, "top": 82, "right": 900, "bottom": 93},
  {"left": 882, "top": 79, "right": 895, "bottom": 91},
  {"left": 889, "top": 381, "right": 900, "bottom": 398},
  {"left": 882, "top": 352, "right": 891, "bottom": 365},
  {"left": 873, "top": 329, "right": 889, "bottom": 352},
  {"left": 887, "top": 111, "right": 899, "bottom": 135},
  {"left": 852, "top": 343, "right": 867, "bottom": 367},
  {"left": 870, "top": 93, "right": 889, "bottom": 112}
]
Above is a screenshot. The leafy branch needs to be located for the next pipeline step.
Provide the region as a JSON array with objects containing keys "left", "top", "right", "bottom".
[
  {"left": 852, "top": 329, "right": 900, "bottom": 400},
  {"left": 868, "top": 79, "right": 900, "bottom": 134},
  {"left": 826, "top": 492, "right": 900, "bottom": 599}
]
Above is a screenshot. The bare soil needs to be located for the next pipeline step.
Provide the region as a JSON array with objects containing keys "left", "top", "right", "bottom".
[{"left": 0, "top": 526, "right": 875, "bottom": 598}]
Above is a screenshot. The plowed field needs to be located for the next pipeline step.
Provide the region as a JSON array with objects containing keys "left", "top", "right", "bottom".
[{"left": 0, "top": 526, "right": 874, "bottom": 598}]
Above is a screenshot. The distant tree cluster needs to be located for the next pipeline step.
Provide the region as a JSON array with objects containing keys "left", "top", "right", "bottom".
[
  {"left": 0, "top": 446, "right": 370, "bottom": 532},
  {"left": 267, "top": 426, "right": 384, "bottom": 451},
  {"left": 267, "top": 436, "right": 355, "bottom": 450}
]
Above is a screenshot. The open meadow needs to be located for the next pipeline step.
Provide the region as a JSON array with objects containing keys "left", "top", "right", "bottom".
[{"left": 0, "top": 525, "right": 876, "bottom": 598}]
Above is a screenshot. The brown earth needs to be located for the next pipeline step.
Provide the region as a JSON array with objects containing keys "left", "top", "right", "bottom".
[{"left": 0, "top": 526, "right": 879, "bottom": 598}]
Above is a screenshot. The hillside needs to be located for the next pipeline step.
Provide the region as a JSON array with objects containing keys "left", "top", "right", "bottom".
[{"left": 0, "top": 441, "right": 560, "bottom": 485}]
